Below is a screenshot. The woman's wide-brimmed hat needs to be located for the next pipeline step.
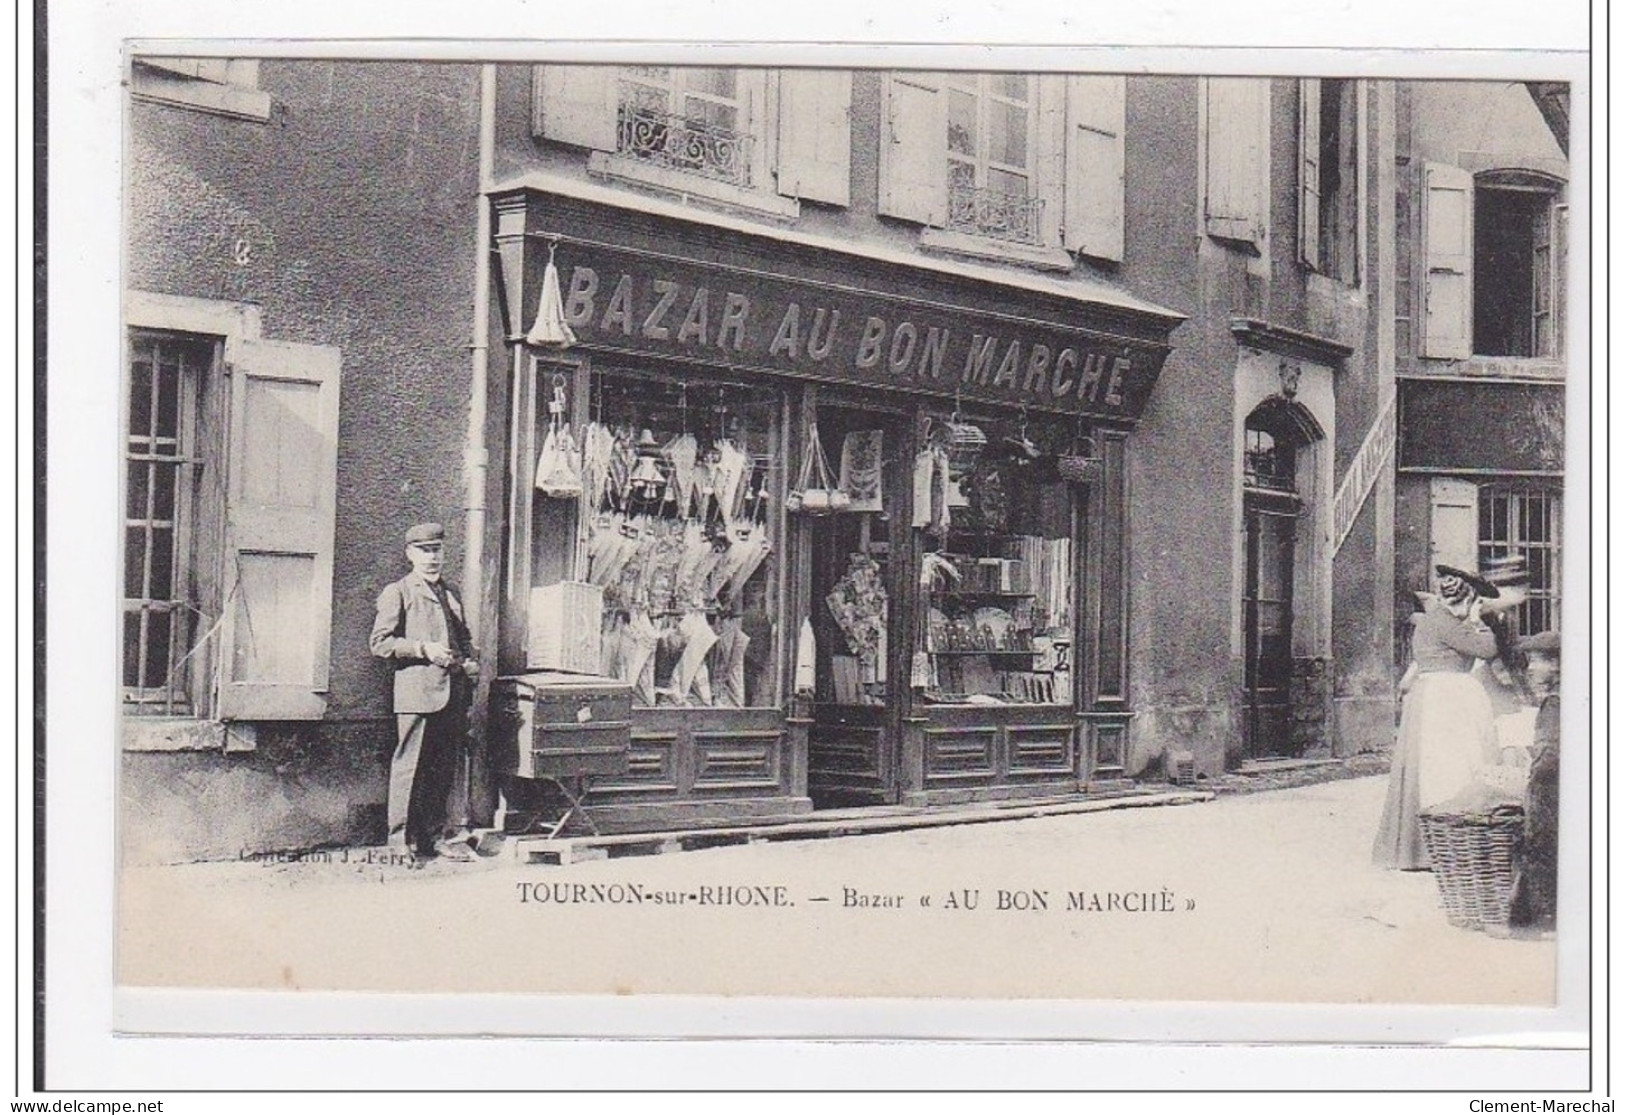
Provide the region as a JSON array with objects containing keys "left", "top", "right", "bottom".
[{"left": 1435, "top": 564, "right": 1500, "bottom": 601}]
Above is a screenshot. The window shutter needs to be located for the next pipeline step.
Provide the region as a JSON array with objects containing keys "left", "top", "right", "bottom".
[
  {"left": 1204, "top": 78, "right": 1267, "bottom": 247},
  {"left": 1552, "top": 201, "right": 1569, "bottom": 357},
  {"left": 1062, "top": 74, "right": 1126, "bottom": 261},
  {"left": 142, "top": 57, "right": 234, "bottom": 84},
  {"left": 1428, "top": 476, "right": 1479, "bottom": 574},
  {"left": 1031, "top": 75, "right": 1068, "bottom": 249},
  {"left": 878, "top": 71, "right": 947, "bottom": 226},
  {"left": 218, "top": 338, "right": 341, "bottom": 721},
  {"left": 1298, "top": 79, "right": 1322, "bottom": 270},
  {"left": 533, "top": 65, "right": 619, "bottom": 151},
  {"left": 776, "top": 69, "right": 852, "bottom": 206},
  {"left": 1420, "top": 161, "right": 1474, "bottom": 359}
]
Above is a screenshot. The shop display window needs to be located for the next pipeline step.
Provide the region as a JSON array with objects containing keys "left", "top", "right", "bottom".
[
  {"left": 915, "top": 413, "right": 1078, "bottom": 707},
  {"left": 565, "top": 369, "right": 783, "bottom": 709}
]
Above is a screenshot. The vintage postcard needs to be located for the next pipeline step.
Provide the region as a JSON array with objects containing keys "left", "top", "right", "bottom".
[{"left": 36, "top": 0, "right": 1597, "bottom": 1094}]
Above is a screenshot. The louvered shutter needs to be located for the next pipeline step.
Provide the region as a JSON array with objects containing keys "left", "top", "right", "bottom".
[
  {"left": 218, "top": 339, "right": 341, "bottom": 720},
  {"left": 1420, "top": 162, "right": 1474, "bottom": 359},
  {"left": 1298, "top": 79, "right": 1322, "bottom": 270},
  {"left": 776, "top": 69, "right": 852, "bottom": 206},
  {"left": 1204, "top": 78, "right": 1267, "bottom": 248},
  {"left": 878, "top": 71, "right": 947, "bottom": 226},
  {"left": 1063, "top": 74, "right": 1126, "bottom": 261},
  {"left": 533, "top": 65, "right": 619, "bottom": 151}
]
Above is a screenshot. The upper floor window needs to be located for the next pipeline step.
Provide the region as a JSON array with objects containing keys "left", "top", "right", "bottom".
[
  {"left": 130, "top": 56, "right": 272, "bottom": 122},
  {"left": 533, "top": 65, "right": 853, "bottom": 218},
  {"left": 1474, "top": 182, "right": 1563, "bottom": 357},
  {"left": 618, "top": 67, "right": 755, "bottom": 188},
  {"left": 1420, "top": 164, "right": 1567, "bottom": 363},
  {"left": 1299, "top": 78, "right": 1362, "bottom": 284},
  {"left": 880, "top": 71, "right": 1126, "bottom": 268},
  {"left": 945, "top": 73, "right": 1041, "bottom": 244}
]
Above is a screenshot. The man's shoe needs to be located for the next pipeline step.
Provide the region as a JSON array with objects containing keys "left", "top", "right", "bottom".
[
  {"left": 432, "top": 839, "right": 477, "bottom": 862},
  {"left": 471, "top": 830, "right": 505, "bottom": 857}
]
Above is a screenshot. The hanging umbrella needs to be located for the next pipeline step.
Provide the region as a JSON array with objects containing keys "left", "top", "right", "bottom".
[{"left": 525, "top": 241, "right": 577, "bottom": 348}]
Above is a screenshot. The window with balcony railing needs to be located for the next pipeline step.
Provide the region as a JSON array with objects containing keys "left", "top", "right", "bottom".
[
  {"left": 878, "top": 71, "right": 1126, "bottom": 268},
  {"left": 616, "top": 67, "right": 755, "bottom": 189},
  {"left": 945, "top": 73, "right": 1041, "bottom": 245}
]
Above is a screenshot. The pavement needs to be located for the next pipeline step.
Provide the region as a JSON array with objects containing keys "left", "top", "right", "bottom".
[{"left": 117, "top": 771, "right": 1556, "bottom": 1005}]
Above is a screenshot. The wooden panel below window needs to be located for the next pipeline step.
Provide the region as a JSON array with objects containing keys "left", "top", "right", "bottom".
[
  {"left": 923, "top": 726, "right": 997, "bottom": 781},
  {"left": 1007, "top": 723, "right": 1075, "bottom": 774},
  {"left": 693, "top": 730, "right": 783, "bottom": 790},
  {"left": 602, "top": 731, "right": 678, "bottom": 793}
]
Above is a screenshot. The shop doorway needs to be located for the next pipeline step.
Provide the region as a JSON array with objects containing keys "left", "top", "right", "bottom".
[{"left": 806, "top": 405, "right": 912, "bottom": 807}]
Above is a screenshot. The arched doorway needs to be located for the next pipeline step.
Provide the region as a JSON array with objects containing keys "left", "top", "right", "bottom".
[{"left": 1241, "top": 396, "right": 1322, "bottom": 758}]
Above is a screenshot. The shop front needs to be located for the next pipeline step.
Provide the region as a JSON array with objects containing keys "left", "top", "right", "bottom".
[{"left": 489, "top": 179, "right": 1180, "bottom": 831}]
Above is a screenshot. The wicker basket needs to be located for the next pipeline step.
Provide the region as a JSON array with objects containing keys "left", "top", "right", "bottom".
[{"left": 1418, "top": 805, "right": 1524, "bottom": 930}]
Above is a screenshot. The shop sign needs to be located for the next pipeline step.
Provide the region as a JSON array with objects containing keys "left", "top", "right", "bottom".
[
  {"left": 1398, "top": 378, "right": 1565, "bottom": 474},
  {"left": 546, "top": 242, "right": 1168, "bottom": 420}
]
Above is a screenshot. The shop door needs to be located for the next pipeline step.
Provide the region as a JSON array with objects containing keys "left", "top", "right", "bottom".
[{"left": 1242, "top": 496, "right": 1297, "bottom": 758}]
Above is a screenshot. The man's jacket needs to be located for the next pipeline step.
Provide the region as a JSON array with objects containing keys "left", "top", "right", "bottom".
[{"left": 369, "top": 571, "right": 471, "bottom": 714}]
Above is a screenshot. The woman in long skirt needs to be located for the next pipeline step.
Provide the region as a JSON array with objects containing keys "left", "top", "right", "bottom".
[{"left": 1373, "top": 565, "right": 1501, "bottom": 870}]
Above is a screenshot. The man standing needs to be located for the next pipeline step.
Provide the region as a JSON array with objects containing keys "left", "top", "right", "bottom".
[
  {"left": 1508, "top": 630, "right": 1561, "bottom": 934},
  {"left": 370, "top": 522, "right": 482, "bottom": 862}
]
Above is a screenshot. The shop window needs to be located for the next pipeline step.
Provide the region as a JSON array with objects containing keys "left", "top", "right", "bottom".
[
  {"left": 1204, "top": 77, "right": 1270, "bottom": 253},
  {"left": 576, "top": 370, "right": 783, "bottom": 710},
  {"left": 122, "top": 296, "right": 342, "bottom": 739},
  {"left": 533, "top": 65, "right": 851, "bottom": 216},
  {"left": 879, "top": 72, "right": 1125, "bottom": 265},
  {"left": 1298, "top": 78, "right": 1361, "bottom": 284},
  {"left": 1479, "top": 485, "right": 1562, "bottom": 636},
  {"left": 130, "top": 57, "right": 272, "bottom": 122},
  {"left": 913, "top": 414, "right": 1078, "bottom": 708},
  {"left": 1420, "top": 164, "right": 1567, "bottom": 361}
]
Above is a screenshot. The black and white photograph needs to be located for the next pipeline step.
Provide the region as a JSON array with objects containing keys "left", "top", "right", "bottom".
[{"left": 32, "top": 0, "right": 1598, "bottom": 1099}]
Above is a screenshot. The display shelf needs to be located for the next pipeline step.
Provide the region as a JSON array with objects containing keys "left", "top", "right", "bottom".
[{"left": 926, "top": 648, "right": 1038, "bottom": 657}]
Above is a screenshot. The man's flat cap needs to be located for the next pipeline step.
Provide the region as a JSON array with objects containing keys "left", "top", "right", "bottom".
[{"left": 405, "top": 522, "right": 446, "bottom": 547}]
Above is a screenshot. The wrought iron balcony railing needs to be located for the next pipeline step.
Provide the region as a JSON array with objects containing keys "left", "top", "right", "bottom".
[
  {"left": 946, "top": 182, "right": 1045, "bottom": 245},
  {"left": 616, "top": 100, "right": 753, "bottom": 188}
]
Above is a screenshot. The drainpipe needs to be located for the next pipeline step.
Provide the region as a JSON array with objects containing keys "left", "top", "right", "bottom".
[
  {"left": 464, "top": 64, "right": 496, "bottom": 647},
  {"left": 463, "top": 64, "right": 498, "bottom": 828}
]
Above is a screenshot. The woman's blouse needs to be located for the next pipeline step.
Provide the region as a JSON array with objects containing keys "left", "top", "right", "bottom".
[{"left": 1410, "top": 597, "right": 1498, "bottom": 674}]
